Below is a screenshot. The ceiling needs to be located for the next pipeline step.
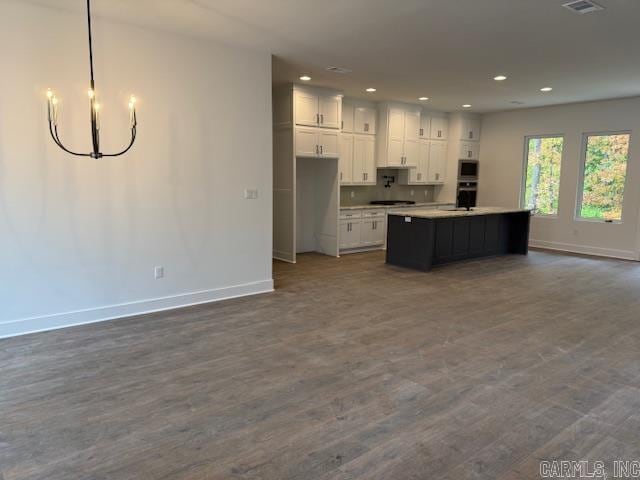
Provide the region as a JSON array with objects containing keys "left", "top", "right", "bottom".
[{"left": 20, "top": 0, "right": 640, "bottom": 112}]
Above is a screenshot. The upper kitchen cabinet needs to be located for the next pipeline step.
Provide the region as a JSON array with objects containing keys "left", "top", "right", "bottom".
[
  {"left": 341, "top": 103, "right": 354, "bottom": 132},
  {"left": 430, "top": 113, "right": 449, "bottom": 140},
  {"left": 295, "top": 128, "right": 339, "bottom": 158},
  {"left": 377, "top": 103, "right": 421, "bottom": 168},
  {"left": 294, "top": 86, "right": 342, "bottom": 129},
  {"left": 419, "top": 113, "right": 431, "bottom": 139},
  {"left": 340, "top": 133, "right": 375, "bottom": 185},
  {"left": 342, "top": 100, "right": 376, "bottom": 134},
  {"left": 459, "top": 116, "right": 481, "bottom": 142},
  {"left": 419, "top": 111, "right": 449, "bottom": 140},
  {"left": 354, "top": 106, "right": 376, "bottom": 134}
]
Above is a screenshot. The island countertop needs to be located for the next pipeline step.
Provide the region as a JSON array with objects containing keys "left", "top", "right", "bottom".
[{"left": 388, "top": 206, "right": 531, "bottom": 219}]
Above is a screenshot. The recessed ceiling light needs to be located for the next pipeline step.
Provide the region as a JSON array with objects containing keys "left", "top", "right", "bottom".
[
  {"left": 540, "top": 87, "right": 553, "bottom": 92},
  {"left": 366, "top": 88, "right": 376, "bottom": 93},
  {"left": 494, "top": 75, "right": 507, "bottom": 81},
  {"left": 418, "top": 97, "right": 429, "bottom": 101},
  {"left": 462, "top": 104, "right": 472, "bottom": 108},
  {"left": 299, "top": 75, "right": 311, "bottom": 81}
]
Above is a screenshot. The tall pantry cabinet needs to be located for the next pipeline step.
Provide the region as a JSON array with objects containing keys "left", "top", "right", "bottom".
[{"left": 273, "top": 85, "right": 342, "bottom": 263}]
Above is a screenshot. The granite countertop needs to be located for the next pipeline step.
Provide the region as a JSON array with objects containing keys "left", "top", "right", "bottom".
[
  {"left": 388, "top": 206, "right": 531, "bottom": 219},
  {"left": 340, "top": 202, "right": 454, "bottom": 211}
]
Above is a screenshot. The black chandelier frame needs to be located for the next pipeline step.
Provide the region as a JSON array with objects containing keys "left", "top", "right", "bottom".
[{"left": 47, "top": 0, "right": 137, "bottom": 159}]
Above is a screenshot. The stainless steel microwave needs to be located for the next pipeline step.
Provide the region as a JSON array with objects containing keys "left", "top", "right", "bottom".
[{"left": 458, "top": 160, "right": 479, "bottom": 180}]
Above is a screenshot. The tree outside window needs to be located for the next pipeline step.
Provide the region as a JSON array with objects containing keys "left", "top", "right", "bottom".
[
  {"left": 579, "top": 133, "right": 630, "bottom": 221},
  {"left": 523, "top": 136, "right": 564, "bottom": 215}
]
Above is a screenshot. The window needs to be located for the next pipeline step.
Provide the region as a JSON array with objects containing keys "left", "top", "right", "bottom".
[
  {"left": 578, "top": 133, "right": 630, "bottom": 222},
  {"left": 522, "top": 136, "right": 564, "bottom": 215}
]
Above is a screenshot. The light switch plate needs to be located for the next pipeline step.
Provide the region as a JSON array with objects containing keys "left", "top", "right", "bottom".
[
  {"left": 154, "top": 266, "right": 164, "bottom": 279},
  {"left": 244, "top": 189, "right": 258, "bottom": 199}
]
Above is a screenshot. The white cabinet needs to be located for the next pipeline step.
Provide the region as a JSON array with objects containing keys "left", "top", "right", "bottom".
[
  {"left": 319, "top": 131, "right": 339, "bottom": 157},
  {"left": 378, "top": 105, "right": 421, "bottom": 167},
  {"left": 419, "top": 114, "right": 431, "bottom": 139},
  {"left": 339, "top": 134, "right": 354, "bottom": 183},
  {"left": 294, "top": 90, "right": 319, "bottom": 127},
  {"left": 460, "top": 117, "right": 481, "bottom": 142},
  {"left": 319, "top": 95, "right": 341, "bottom": 129},
  {"left": 339, "top": 209, "right": 385, "bottom": 251},
  {"left": 342, "top": 102, "right": 375, "bottom": 134},
  {"left": 294, "top": 89, "right": 341, "bottom": 129},
  {"left": 295, "top": 128, "right": 319, "bottom": 157},
  {"left": 460, "top": 141, "right": 479, "bottom": 160},
  {"left": 342, "top": 104, "right": 354, "bottom": 132},
  {"left": 361, "top": 211, "right": 386, "bottom": 246},
  {"left": 399, "top": 140, "right": 441, "bottom": 185},
  {"left": 295, "top": 127, "right": 339, "bottom": 158},
  {"left": 339, "top": 211, "right": 362, "bottom": 250},
  {"left": 353, "top": 135, "right": 376, "bottom": 184},
  {"left": 340, "top": 134, "right": 375, "bottom": 185},
  {"left": 428, "top": 141, "right": 447, "bottom": 183},
  {"left": 354, "top": 106, "right": 376, "bottom": 134},
  {"left": 430, "top": 114, "right": 448, "bottom": 140}
]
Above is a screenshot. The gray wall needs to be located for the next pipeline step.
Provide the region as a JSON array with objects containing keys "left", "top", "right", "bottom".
[
  {"left": 0, "top": 2, "right": 273, "bottom": 336},
  {"left": 479, "top": 97, "right": 640, "bottom": 260}
]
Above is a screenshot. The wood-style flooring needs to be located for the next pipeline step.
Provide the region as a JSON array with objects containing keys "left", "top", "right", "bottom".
[{"left": 2, "top": 250, "right": 640, "bottom": 479}]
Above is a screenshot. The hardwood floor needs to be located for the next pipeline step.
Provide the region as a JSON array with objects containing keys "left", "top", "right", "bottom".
[{"left": 2, "top": 250, "right": 640, "bottom": 479}]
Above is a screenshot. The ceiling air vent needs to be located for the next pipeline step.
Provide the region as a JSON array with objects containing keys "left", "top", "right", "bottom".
[
  {"left": 326, "top": 66, "right": 352, "bottom": 75},
  {"left": 562, "top": 0, "right": 604, "bottom": 14}
]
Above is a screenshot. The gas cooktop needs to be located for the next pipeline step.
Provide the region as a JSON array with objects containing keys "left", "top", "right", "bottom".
[{"left": 369, "top": 200, "right": 416, "bottom": 206}]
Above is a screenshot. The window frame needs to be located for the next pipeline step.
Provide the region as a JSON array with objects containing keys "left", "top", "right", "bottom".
[
  {"left": 575, "top": 130, "right": 632, "bottom": 224},
  {"left": 521, "top": 134, "right": 565, "bottom": 218}
]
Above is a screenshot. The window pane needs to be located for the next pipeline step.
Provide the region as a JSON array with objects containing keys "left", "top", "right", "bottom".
[
  {"left": 579, "top": 134, "right": 630, "bottom": 221},
  {"left": 523, "top": 137, "right": 564, "bottom": 215}
]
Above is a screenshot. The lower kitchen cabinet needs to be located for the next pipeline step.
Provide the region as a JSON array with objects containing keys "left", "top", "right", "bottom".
[
  {"left": 339, "top": 212, "right": 362, "bottom": 249},
  {"left": 339, "top": 209, "right": 386, "bottom": 251}
]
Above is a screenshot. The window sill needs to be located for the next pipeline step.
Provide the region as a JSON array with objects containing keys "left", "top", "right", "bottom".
[{"left": 575, "top": 217, "right": 622, "bottom": 225}]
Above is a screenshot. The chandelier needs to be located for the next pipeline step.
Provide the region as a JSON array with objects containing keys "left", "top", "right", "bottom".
[{"left": 46, "top": 0, "right": 137, "bottom": 159}]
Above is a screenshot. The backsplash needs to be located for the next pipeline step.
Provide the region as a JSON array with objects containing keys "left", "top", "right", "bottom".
[{"left": 340, "top": 169, "right": 440, "bottom": 206}]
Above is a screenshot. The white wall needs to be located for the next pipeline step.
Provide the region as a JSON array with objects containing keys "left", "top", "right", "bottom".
[
  {"left": 479, "top": 97, "right": 640, "bottom": 260},
  {"left": 0, "top": 2, "right": 273, "bottom": 337}
]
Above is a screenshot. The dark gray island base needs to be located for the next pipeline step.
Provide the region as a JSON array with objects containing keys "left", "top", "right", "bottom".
[{"left": 386, "top": 207, "right": 531, "bottom": 271}]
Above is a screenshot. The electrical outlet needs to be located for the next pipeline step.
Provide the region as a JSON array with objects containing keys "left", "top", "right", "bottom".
[
  {"left": 154, "top": 266, "right": 164, "bottom": 279},
  {"left": 244, "top": 189, "right": 258, "bottom": 199},
  {"left": 410, "top": 190, "right": 414, "bottom": 196},
  {"left": 350, "top": 191, "right": 355, "bottom": 199}
]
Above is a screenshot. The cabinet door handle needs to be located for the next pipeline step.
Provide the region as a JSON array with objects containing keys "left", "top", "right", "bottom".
[
  {"left": 341, "top": 120, "right": 344, "bottom": 129},
  {"left": 418, "top": 173, "right": 422, "bottom": 181},
  {"left": 468, "top": 150, "right": 472, "bottom": 158},
  {"left": 316, "top": 145, "right": 319, "bottom": 154},
  {"left": 419, "top": 128, "right": 423, "bottom": 137},
  {"left": 320, "top": 114, "right": 324, "bottom": 124},
  {"left": 438, "top": 130, "right": 442, "bottom": 138},
  {"left": 364, "top": 123, "right": 369, "bottom": 132},
  {"left": 320, "top": 145, "right": 324, "bottom": 155},
  {"left": 469, "top": 131, "right": 473, "bottom": 139},
  {"left": 340, "top": 171, "right": 343, "bottom": 181},
  {"left": 316, "top": 113, "right": 320, "bottom": 124}
]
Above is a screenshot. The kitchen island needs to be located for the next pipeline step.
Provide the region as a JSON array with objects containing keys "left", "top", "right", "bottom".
[{"left": 386, "top": 207, "right": 531, "bottom": 271}]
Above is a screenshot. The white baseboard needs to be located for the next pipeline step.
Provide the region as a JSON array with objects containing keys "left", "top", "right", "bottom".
[
  {"left": 529, "top": 239, "right": 639, "bottom": 261},
  {"left": 0, "top": 279, "right": 274, "bottom": 339}
]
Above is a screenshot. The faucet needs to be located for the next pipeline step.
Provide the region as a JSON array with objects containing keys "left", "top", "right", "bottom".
[{"left": 383, "top": 175, "right": 395, "bottom": 189}]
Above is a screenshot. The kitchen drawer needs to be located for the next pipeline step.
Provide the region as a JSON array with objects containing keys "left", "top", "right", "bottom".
[
  {"left": 340, "top": 210, "right": 363, "bottom": 220},
  {"left": 362, "top": 209, "right": 385, "bottom": 218}
]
